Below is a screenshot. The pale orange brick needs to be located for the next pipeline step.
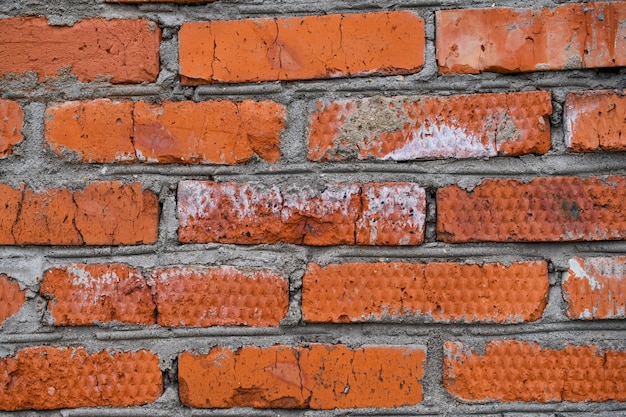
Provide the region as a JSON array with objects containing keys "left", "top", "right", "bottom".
[
  {"left": 179, "top": 11, "right": 424, "bottom": 84},
  {"left": 444, "top": 341, "right": 626, "bottom": 402},
  {"left": 0, "top": 274, "right": 25, "bottom": 326},
  {"left": 303, "top": 261, "right": 548, "bottom": 323},
  {"left": 563, "top": 257, "right": 626, "bottom": 319},
  {"left": 151, "top": 266, "right": 288, "bottom": 327},
  {"left": 0, "top": 347, "right": 162, "bottom": 410},
  {"left": 179, "top": 344, "right": 425, "bottom": 409},
  {"left": 0, "top": 100, "right": 23, "bottom": 158},
  {"left": 308, "top": 92, "right": 551, "bottom": 161}
]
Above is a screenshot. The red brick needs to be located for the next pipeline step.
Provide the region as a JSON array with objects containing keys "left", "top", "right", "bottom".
[
  {"left": 40, "top": 264, "right": 155, "bottom": 325},
  {"left": 437, "top": 176, "right": 626, "bottom": 243},
  {"left": 564, "top": 90, "right": 626, "bottom": 152},
  {"left": 179, "top": 344, "right": 425, "bottom": 409},
  {"left": 177, "top": 181, "right": 425, "bottom": 246},
  {"left": 444, "top": 341, "right": 626, "bottom": 402},
  {"left": 0, "top": 347, "right": 162, "bottom": 410},
  {"left": 308, "top": 91, "right": 551, "bottom": 161},
  {"left": 0, "top": 274, "right": 25, "bottom": 326},
  {"left": 0, "top": 100, "right": 23, "bottom": 158},
  {"left": 0, "top": 181, "right": 158, "bottom": 245},
  {"left": 303, "top": 261, "right": 548, "bottom": 323},
  {"left": 45, "top": 99, "right": 285, "bottom": 164},
  {"left": 151, "top": 266, "right": 288, "bottom": 327},
  {"left": 437, "top": 2, "right": 626, "bottom": 74},
  {"left": 563, "top": 257, "right": 626, "bottom": 319},
  {"left": 179, "top": 11, "right": 424, "bottom": 84},
  {"left": 0, "top": 17, "right": 160, "bottom": 83}
]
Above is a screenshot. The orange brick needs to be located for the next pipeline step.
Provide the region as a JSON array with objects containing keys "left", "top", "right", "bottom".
[
  {"left": 308, "top": 91, "right": 551, "bottom": 161},
  {"left": 0, "top": 17, "right": 160, "bottom": 83},
  {"left": 151, "top": 266, "right": 288, "bottom": 327},
  {"left": 45, "top": 99, "right": 285, "bottom": 164},
  {"left": 0, "top": 347, "right": 162, "bottom": 410},
  {"left": 437, "top": 2, "right": 626, "bottom": 74},
  {"left": 437, "top": 176, "right": 626, "bottom": 243},
  {"left": 303, "top": 261, "right": 548, "bottom": 323},
  {"left": 179, "top": 11, "right": 424, "bottom": 84},
  {"left": 0, "top": 274, "right": 25, "bottom": 326},
  {"left": 40, "top": 264, "right": 155, "bottom": 325},
  {"left": 0, "top": 181, "right": 158, "bottom": 245},
  {"left": 444, "top": 341, "right": 626, "bottom": 402},
  {"left": 0, "top": 100, "right": 23, "bottom": 158},
  {"left": 179, "top": 344, "right": 425, "bottom": 409},
  {"left": 565, "top": 90, "right": 626, "bottom": 152},
  {"left": 563, "top": 257, "right": 626, "bottom": 319},
  {"left": 177, "top": 181, "right": 426, "bottom": 246}
]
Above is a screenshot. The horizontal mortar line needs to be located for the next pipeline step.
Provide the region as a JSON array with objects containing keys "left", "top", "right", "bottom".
[
  {"left": 95, "top": 85, "right": 162, "bottom": 97},
  {"left": 0, "top": 333, "right": 63, "bottom": 343},
  {"left": 460, "top": 323, "right": 626, "bottom": 337},
  {"left": 104, "top": 166, "right": 220, "bottom": 176},
  {"left": 191, "top": 410, "right": 277, "bottom": 417},
  {"left": 195, "top": 82, "right": 283, "bottom": 96},
  {"left": 62, "top": 409, "right": 174, "bottom": 417},
  {"left": 95, "top": 326, "right": 318, "bottom": 341},
  {"left": 46, "top": 246, "right": 157, "bottom": 259}
]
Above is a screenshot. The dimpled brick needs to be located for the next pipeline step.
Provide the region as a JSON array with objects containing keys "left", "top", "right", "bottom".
[
  {"left": 564, "top": 90, "right": 626, "bottom": 152},
  {"left": 0, "top": 17, "right": 160, "bottom": 83},
  {"left": 437, "top": 176, "right": 626, "bottom": 243},
  {"left": 40, "top": 264, "right": 155, "bottom": 325},
  {"left": 437, "top": 2, "right": 626, "bottom": 74},
  {"left": 179, "top": 11, "right": 424, "bottom": 84},
  {"left": 0, "top": 100, "right": 23, "bottom": 158},
  {"left": 0, "top": 182, "right": 158, "bottom": 245},
  {"left": 151, "top": 266, "right": 288, "bottom": 327},
  {"left": 0, "top": 347, "right": 162, "bottom": 410},
  {"left": 177, "top": 181, "right": 426, "bottom": 246},
  {"left": 563, "top": 257, "right": 626, "bottom": 319},
  {"left": 308, "top": 91, "right": 551, "bottom": 161},
  {"left": 178, "top": 344, "right": 425, "bottom": 409},
  {"left": 0, "top": 274, "right": 25, "bottom": 326},
  {"left": 444, "top": 341, "right": 626, "bottom": 402},
  {"left": 303, "top": 261, "right": 548, "bottom": 323}
]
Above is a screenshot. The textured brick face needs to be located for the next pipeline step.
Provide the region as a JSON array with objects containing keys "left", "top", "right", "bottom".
[
  {"left": 563, "top": 257, "right": 626, "bottom": 319},
  {"left": 0, "top": 100, "right": 23, "bottom": 158},
  {"left": 179, "top": 11, "right": 424, "bottom": 84},
  {"left": 444, "top": 341, "right": 626, "bottom": 402},
  {"left": 0, "top": 275, "right": 25, "bottom": 326},
  {"left": 0, "top": 347, "right": 162, "bottom": 410},
  {"left": 178, "top": 181, "right": 425, "bottom": 245},
  {"left": 0, "top": 17, "right": 160, "bottom": 83},
  {"left": 565, "top": 90, "right": 626, "bottom": 152},
  {"left": 437, "top": 2, "right": 626, "bottom": 74},
  {"left": 151, "top": 266, "right": 288, "bottom": 327},
  {"left": 437, "top": 176, "right": 626, "bottom": 243},
  {"left": 179, "top": 344, "right": 425, "bottom": 409},
  {"left": 303, "top": 261, "right": 548, "bottom": 323},
  {"left": 308, "top": 91, "right": 552, "bottom": 161}
]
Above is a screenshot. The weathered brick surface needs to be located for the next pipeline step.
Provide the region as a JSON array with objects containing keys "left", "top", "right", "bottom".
[
  {"left": 178, "top": 181, "right": 425, "bottom": 245},
  {"left": 0, "top": 100, "right": 23, "bottom": 158},
  {"left": 0, "top": 274, "right": 25, "bottom": 326},
  {"left": 179, "top": 344, "right": 425, "bottom": 409},
  {"left": 0, "top": 347, "right": 162, "bottom": 410},
  {"left": 303, "top": 261, "right": 548, "bottom": 323},
  {"left": 40, "top": 264, "right": 155, "bottom": 325},
  {"left": 437, "top": 176, "right": 626, "bottom": 243},
  {"left": 437, "top": 2, "right": 626, "bottom": 74},
  {"left": 565, "top": 90, "right": 626, "bottom": 152},
  {"left": 179, "top": 11, "right": 424, "bottom": 84},
  {"left": 308, "top": 91, "right": 552, "bottom": 161},
  {"left": 0, "top": 17, "right": 160, "bottom": 83},
  {"left": 45, "top": 99, "right": 285, "bottom": 164},
  {"left": 444, "top": 341, "right": 626, "bottom": 402},
  {"left": 563, "top": 257, "right": 626, "bottom": 320},
  {"left": 0, "top": 182, "right": 158, "bottom": 245},
  {"left": 151, "top": 266, "right": 288, "bottom": 327}
]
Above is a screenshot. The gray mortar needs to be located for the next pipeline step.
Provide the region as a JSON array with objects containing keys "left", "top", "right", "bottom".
[{"left": 1, "top": 0, "right": 626, "bottom": 416}]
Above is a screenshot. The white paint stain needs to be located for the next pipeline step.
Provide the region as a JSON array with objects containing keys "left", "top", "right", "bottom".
[{"left": 568, "top": 258, "right": 603, "bottom": 290}]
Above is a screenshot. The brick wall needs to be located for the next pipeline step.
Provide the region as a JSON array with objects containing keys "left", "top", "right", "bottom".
[{"left": 0, "top": 0, "right": 625, "bottom": 415}]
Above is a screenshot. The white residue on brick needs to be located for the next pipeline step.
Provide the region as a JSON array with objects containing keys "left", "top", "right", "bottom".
[
  {"left": 568, "top": 258, "right": 603, "bottom": 290},
  {"left": 563, "top": 102, "right": 584, "bottom": 148},
  {"left": 68, "top": 265, "right": 121, "bottom": 291},
  {"left": 382, "top": 123, "right": 496, "bottom": 161},
  {"left": 363, "top": 184, "right": 426, "bottom": 226},
  {"left": 282, "top": 184, "right": 359, "bottom": 219}
]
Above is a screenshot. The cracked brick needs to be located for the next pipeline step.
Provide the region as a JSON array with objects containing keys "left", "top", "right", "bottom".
[
  {"left": 45, "top": 99, "right": 285, "bottom": 164},
  {"left": 0, "top": 100, "right": 23, "bottom": 159},
  {"left": 178, "top": 344, "right": 425, "bottom": 409},
  {"left": 178, "top": 11, "right": 424, "bottom": 84},
  {"left": 0, "top": 17, "right": 160, "bottom": 83},
  {"left": 0, "top": 274, "right": 25, "bottom": 327}
]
